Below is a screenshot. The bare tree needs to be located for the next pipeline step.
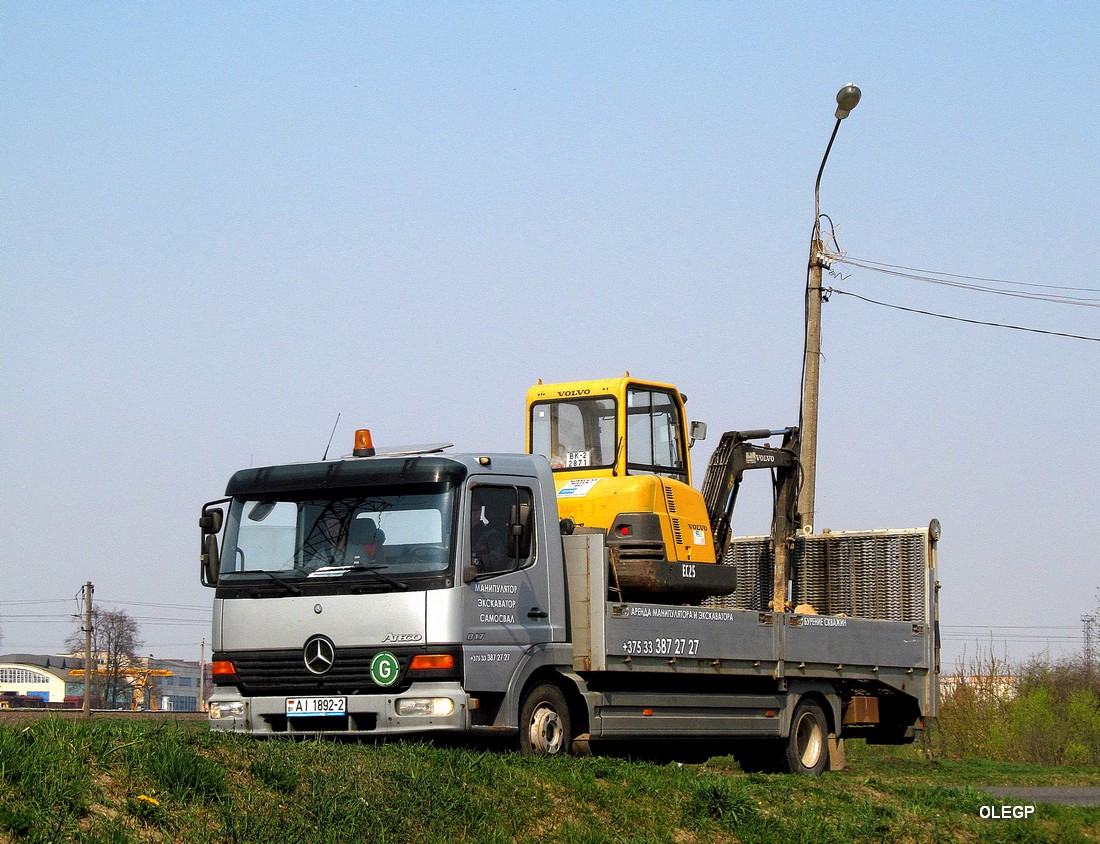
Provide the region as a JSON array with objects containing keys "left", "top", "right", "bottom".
[{"left": 65, "top": 608, "right": 143, "bottom": 708}]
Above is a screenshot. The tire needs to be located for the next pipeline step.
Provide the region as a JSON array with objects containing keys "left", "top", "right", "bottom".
[
  {"left": 518, "top": 683, "right": 572, "bottom": 756},
  {"left": 783, "top": 699, "right": 829, "bottom": 775}
]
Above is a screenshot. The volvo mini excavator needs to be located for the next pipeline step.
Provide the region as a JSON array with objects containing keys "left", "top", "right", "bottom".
[{"left": 526, "top": 375, "right": 801, "bottom": 603}]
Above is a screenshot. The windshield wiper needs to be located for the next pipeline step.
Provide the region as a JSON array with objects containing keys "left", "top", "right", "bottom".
[
  {"left": 343, "top": 564, "right": 408, "bottom": 591},
  {"left": 250, "top": 570, "right": 303, "bottom": 596}
]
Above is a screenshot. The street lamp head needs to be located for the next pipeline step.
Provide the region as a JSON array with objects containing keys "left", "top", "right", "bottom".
[{"left": 834, "top": 84, "right": 861, "bottom": 119}]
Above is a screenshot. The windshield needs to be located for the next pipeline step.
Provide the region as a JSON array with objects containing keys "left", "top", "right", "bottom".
[
  {"left": 530, "top": 397, "right": 617, "bottom": 470},
  {"left": 220, "top": 482, "right": 456, "bottom": 591},
  {"left": 530, "top": 390, "right": 686, "bottom": 481}
]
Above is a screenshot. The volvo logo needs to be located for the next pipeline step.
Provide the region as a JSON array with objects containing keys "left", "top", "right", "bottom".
[{"left": 303, "top": 635, "right": 336, "bottom": 675}]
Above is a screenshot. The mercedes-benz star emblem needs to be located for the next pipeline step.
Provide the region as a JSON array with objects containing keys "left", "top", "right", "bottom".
[{"left": 303, "top": 636, "right": 336, "bottom": 675}]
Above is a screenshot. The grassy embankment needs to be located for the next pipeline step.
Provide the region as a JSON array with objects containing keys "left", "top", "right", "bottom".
[{"left": 2, "top": 718, "right": 1099, "bottom": 844}]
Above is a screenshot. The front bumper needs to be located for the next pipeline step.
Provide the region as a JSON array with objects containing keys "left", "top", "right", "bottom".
[{"left": 207, "top": 681, "right": 472, "bottom": 736}]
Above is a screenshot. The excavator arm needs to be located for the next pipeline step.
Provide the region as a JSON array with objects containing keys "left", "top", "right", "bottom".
[{"left": 700, "top": 428, "right": 801, "bottom": 604}]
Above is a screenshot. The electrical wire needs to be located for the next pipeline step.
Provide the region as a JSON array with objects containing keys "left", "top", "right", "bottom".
[
  {"left": 98, "top": 600, "right": 208, "bottom": 612},
  {"left": 838, "top": 256, "right": 1100, "bottom": 294},
  {"left": 833, "top": 256, "right": 1100, "bottom": 307},
  {"left": 825, "top": 287, "right": 1100, "bottom": 343}
]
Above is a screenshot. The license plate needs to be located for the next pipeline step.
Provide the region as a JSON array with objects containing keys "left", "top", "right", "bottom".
[{"left": 285, "top": 696, "right": 346, "bottom": 717}]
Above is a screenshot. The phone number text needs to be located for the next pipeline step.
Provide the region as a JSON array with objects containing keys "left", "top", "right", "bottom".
[{"left": 622, "top": 638, "right": 700, "bottom": 656}]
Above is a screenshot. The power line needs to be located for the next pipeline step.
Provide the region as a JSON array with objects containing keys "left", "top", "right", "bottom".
[
  {"left": 824, "top": 287, "right": 1100, "bottom": 343},
  {"left": 1, "top": 616, "right": 80, "bottom": 625},
  {"left": 0, "top": 599, "right": 78, "bottom": 606},
  {"left": 97, "top": 600, "right": 209, "bottom": 612},
  {"left": 837, "top": 256, "right": 1100, "bottom": 294},
  {"left": 836, "top": 258, "right": 1100, "bottom": 307}
]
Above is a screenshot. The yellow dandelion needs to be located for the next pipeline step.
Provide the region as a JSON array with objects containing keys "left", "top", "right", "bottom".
[{"left": 135, "top": 794, "right": 160, "bottom": 807}]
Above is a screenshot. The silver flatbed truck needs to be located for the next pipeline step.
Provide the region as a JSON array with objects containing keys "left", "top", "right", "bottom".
[{"left": 201, "top": 447, "right": 939, "bottom": 774}]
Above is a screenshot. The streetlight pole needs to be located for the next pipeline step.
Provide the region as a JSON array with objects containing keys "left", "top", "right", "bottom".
[{"left": 797, "top": 84, "right": 861, "bottom": 534}]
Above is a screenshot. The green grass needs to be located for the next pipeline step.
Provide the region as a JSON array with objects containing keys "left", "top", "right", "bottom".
[{"left": 0, "top": 720, "right": 1098, "bottom": 843}]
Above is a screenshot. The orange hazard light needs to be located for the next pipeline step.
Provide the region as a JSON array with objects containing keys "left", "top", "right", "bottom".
[
  {"left": 211, "top": 660, "right": 236, "bottom": 676},
  {"left": 353, "top": 429, "right": 376, "bottom": 457}
]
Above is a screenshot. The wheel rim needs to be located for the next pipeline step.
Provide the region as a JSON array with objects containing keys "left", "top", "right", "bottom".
[
  {"left": 528, "top": 703, "right": 564, "bottom": 754},
  {"left": 794, "top": 710, "right": 824, "bottom": 769}
]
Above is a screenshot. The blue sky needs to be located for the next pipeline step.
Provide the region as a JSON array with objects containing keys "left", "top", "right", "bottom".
[{"left": 2, "top": 3, "right": 1097, "bottom": 667}]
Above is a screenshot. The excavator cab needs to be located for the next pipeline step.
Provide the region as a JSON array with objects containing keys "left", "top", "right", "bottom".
[{"left": 527, "top": 376, "right": 735, "bottom": 600}]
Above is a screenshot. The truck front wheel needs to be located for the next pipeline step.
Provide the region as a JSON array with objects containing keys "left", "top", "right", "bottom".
[
  {"left": 784, "top": 699, "right": 829, "bottom": 775},
  {"left": 518, "top": 683, "right": 572, "bottom": 756}
]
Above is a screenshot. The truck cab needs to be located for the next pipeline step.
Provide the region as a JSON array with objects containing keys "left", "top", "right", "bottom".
[{"left": 202, "top": 449, "right": 572, "bottom": 742}]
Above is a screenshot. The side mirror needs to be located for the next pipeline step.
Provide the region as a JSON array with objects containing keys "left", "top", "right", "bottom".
[
  {"left": 507, "top": 502, "right": 533, "bottom": 560},
  {"left": 689, "top": 421, "right": 708, "bottom": 448},
  {"left": 200, "top": 501, "right": 227, "bottom": 587},
  {"left": 200, "top": 507, "right": 224, "bottom": 535},
  {"left": 201, "top": 534, "right": 220, "bottom": 587}
]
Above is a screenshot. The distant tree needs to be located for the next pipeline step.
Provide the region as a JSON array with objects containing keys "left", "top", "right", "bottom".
[{"left": 65, "top": 608, "right": 143, "bottom": 708}]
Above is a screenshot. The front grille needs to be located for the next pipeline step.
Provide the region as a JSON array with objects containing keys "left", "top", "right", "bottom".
[{"left": 214, "top": 646, "right": 461, "bottom": 696}]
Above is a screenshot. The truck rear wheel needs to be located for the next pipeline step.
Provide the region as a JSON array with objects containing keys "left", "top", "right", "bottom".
[
  {"left": 518, "top": 683, "right": 572, "bottom": 756},
  {"left": 783, "top": 699, "right": 829, "bottom": 775}
]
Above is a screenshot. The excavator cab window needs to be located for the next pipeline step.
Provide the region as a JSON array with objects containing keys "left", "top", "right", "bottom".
[
  {"left": 530, "top": 397, "right": 616, "bottom": 470},
  {"left": 625, "top": 388, "right": 687, "bottom": 483}
]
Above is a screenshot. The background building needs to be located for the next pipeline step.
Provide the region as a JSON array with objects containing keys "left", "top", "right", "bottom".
[
  {"left": 0, "top": 653, "right": 85, "bottom": 706},
  {"left": 0, "top": 653, "right": 207, "bottom": 710},
  {"left": 150, "top": 658, "right": 207, "bottom": 711}
]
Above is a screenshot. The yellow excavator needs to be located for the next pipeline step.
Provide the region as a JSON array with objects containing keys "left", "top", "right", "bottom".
[{"left": 526, "top": 374, "right": 801, "bottom": 602}]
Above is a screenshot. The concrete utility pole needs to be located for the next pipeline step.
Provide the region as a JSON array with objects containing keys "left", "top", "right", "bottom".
[
  {"left": 1084, "top": 615, "right": 1097, "bottom": 677},
  {"left": 797, "top": 84, "right": 861, "bottom": 533},
  {"left": 82, "top": 581, "right": 94, "bottom": 716}
]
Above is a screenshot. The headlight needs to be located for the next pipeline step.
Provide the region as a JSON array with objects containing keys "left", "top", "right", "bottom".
[
  {"left": 395, "top": 697, "right": 455, "bottom": 717},
  {"left": 208, "top": 701, "right": 246, "bottom": 719}
]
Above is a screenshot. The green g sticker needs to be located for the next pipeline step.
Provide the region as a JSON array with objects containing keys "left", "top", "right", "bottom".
[{"left": 370, "top": 651, "right": 401, "bottom": 687}]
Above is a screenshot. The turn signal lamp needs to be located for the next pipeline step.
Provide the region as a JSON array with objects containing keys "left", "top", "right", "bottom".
[
  {"left": 211, "top": 660, "right": 236, "bottom": 676},
  {"left": 410, "top": 654, "right": 455, "bottom": 671},
  {"left": 353, "top": 429, "right": 376, "bottom": 457}
]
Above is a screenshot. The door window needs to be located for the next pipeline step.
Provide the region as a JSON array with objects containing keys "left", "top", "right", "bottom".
[
  {"left": 625, "top": 388, "right": 687, "bottom": 481},
  {"left": 469, "top": 485, "right": 535, "bottom": 575}
]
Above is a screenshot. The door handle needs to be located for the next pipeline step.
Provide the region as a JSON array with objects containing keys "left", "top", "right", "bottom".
[{"left": 527, "top": 607, "right": 549, "bottom": 619}]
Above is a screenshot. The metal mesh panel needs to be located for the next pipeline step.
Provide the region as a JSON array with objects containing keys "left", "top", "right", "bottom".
[{"left": 702, "top": 529, "right": 928, "bottom": 623}]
